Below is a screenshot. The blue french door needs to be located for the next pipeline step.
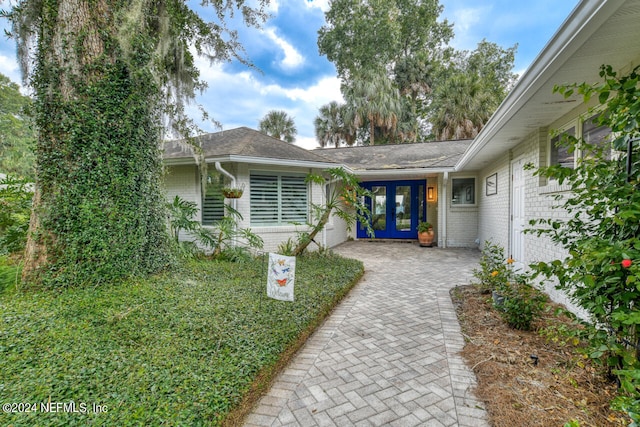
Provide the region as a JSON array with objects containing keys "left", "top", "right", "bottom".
[{"left": 357, "top": 180, "right": 426, "bottom": 239}]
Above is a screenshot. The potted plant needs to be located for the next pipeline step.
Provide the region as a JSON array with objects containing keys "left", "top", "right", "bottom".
[
  {"left": 221, "top": 184, "right": 244, "bottom": 199},
  {"left": 417, "top": 221, "right": 435, "bottom": 247}
]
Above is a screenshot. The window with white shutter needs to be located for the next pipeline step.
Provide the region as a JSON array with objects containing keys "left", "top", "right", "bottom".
[
  {"left": 202, "top": 170, "right": 224, "bottom": 225},
  {"left": 250, "top": 172, "right": 308, "bottom": 225}
]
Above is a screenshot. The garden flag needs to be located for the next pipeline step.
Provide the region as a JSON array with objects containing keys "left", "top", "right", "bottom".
[{"left": 267, "top": 253, "right": 296, "bottom": 302}]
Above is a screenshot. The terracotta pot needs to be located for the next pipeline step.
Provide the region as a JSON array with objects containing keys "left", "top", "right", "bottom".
[{"left": 418, "top": 229, "right": 434, "bottom": 247}]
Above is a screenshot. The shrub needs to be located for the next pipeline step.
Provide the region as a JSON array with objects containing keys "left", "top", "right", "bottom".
[
  {"left": 474, "top": 241, "right": 546, "bottom": 330},
  {"left": 166, "top": 195, "right": 263, "bottom": 259},
  {"left": 529, "top": 64, "right": 640, "bottom": 420},
  {"left": 473, "top": 240, "right": 509, "bottom": 293},
  {"left": 0, "top": 174, "right": 32, "bottom": 255},
  {"left": 498, "top": 281, "right": 547, "bottom": 331},
  {"left": 0, "top": 255, "right": 21, "bottom": 294}
]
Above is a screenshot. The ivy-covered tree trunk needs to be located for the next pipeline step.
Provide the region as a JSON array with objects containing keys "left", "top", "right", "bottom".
[{"left": 22, "top": 0, "right": 172, "bottom": 285}]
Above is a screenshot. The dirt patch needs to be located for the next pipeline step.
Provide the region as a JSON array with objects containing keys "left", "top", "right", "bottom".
[{"left": 451, "top": 284, "right": 627, "bottom": 427}]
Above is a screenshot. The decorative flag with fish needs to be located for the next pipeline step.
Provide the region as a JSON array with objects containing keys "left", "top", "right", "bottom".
[{"left": 267, "top": 253, "right": 296, "bottom": 301}]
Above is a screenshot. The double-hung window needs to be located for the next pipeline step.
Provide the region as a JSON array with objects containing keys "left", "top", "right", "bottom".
[{"left": 250, "top": 172, "right": 308, "bottom": 225}]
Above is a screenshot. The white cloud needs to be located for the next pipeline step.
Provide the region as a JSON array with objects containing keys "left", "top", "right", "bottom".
[
  {"left": 266, "top": 0, "right": 279, "bottom": 13},
  {"left": 445, "top": 6, "right": 488, "bottom": 50},
  {"left": 295, "top": 136, "right": 320, "bottom": 150},
  {"left": 261, "top": 75, "right": 342, "bottom": 104},
  {"left": 0, "top": 54, "right": 22, "bottom": 85},
  {"left": 264, "top": 27, "right": 305, "bottom": 70},
  {"left": 305, "top": 0, "right": 330, "bottom": 12},
  {"left": 193, "top": 56, "right": 343, "bottom": 148}
]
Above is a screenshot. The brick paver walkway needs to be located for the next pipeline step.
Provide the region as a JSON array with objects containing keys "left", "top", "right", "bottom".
[{"left": 245, "top": 241, "right": 489, "bottom": 426}]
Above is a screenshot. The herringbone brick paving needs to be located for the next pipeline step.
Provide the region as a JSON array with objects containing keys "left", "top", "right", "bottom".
[{"left": 245, "top": 241, "right": 488, "bottom": 426}]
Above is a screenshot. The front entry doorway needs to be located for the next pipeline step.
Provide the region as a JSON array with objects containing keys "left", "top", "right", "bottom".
[{"left": 357, "top": 180, "right": 426, "bottom": 239}]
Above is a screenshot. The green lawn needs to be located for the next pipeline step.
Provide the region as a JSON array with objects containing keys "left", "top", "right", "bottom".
[{"left": 0, "top": 252, "right": 363, "bottom": 426}]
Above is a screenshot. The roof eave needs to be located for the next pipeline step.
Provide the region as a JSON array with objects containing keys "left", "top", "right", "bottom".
[
  {"left": 353, "top": 167, "right": 456, "bottom": 179},
  {"left": 455, "top": 0, "right": 617, "bottom": 171}
]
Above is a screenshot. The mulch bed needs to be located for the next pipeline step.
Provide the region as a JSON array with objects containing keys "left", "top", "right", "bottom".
[{"left": 451, "top": 284, "right": 628, "bottom": 427}]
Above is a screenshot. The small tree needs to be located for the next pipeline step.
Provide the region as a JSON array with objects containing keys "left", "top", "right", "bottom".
[
  {"left": 289, "top": 168, "right": 373, "bottom": 256},
  {"left": 529, "top": 64, "right": 640, "bottom": 419}
]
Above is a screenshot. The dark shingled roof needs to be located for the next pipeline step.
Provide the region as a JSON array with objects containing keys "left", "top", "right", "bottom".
[
  {"left": 163, "top": 127, "right": 336, "bottom": 165},
  {"left": 313, "top": 139, "right": 473, "bottom": 171}
]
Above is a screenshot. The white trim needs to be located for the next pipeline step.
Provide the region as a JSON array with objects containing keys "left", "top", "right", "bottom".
[
  {"left": 353, "top": 167, "right": 455, "bottom": 179},
  {"left": 210, "top": 155, "right": 338, "bottom": 170},
  {"left": 450, "top": 176, "right": 477, "bottom": 207},
  {"left": 510, "top": 156, "right": 526, "bottom": 272}
]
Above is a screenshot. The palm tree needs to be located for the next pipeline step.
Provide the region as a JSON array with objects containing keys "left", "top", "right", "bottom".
[
  {"left": 259, "top": 110, "right": 297, "bottom": 143},
  {"left": 314, "top": 101, "right": 356, "bottom": 148},
  {"left": 343, "top": 69, "right": 402, "bottom": 146},
  {"left": 430, "top": 72, "right": 493, "bottom": 140}
]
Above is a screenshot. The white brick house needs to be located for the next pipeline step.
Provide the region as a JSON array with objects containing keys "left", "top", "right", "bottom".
[
  {"left": 162, "top": 0, "right": 640, "bottom": 310},
  {"left": 163, "top": 127, "right": 476, "bottom": 252}
]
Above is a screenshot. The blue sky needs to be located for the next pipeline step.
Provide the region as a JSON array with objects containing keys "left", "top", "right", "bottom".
[{"left": 0, "top": 0, "right": 580, "bottom": 149}]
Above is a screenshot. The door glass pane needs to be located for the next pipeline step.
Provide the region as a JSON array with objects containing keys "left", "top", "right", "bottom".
[
  {"left": 372, "top": 186, "right": 386, "bottom": 232},
  {"left": 418, "top": 184, "right": 425, "bottom": 224},
  {"left": 395, "top": 185, "right": 411, "bottom": 232}
]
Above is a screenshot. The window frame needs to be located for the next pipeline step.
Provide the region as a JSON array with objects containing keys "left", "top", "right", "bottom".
[
  {"left": 201, "top": 168, "right": 226, "bottom": 226},
  {"left": 451, "top": 177, "right": 476, "bottom": 207},
  {"left": 581, "top": 111, "right": 612, "bottom": 161},
  {"left": 549, "top": 120, "right": 577, "bottom": 169},
  {"left": 249, "top": 171, "right": 309, "bottom": 226},
  {"left": 548, "top": 112, "right": 613, "bottom": 169}
]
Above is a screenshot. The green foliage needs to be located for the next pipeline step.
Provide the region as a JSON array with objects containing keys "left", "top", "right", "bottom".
[
  {"left": 318, "top": 0, "right": 452, "bottom": 81},
  {"left": 474, "top": 241, "right": 546, "bottom": 330},
  {"left": 317, "top": 0, "right": 516, "bottom": 144},
  {"left": 289, "top": 168, "right": 374, "bottom": 256},
  {"left": 472, "top": 240, "right": 508, "bottom": 292},
  {"left": 428, "top": 40, "right": 518, "bottom": 140},
  {"left": 167, "top": 195, "right": 263, "bottom": 259},
  {"left": 0, "top": 73, "right": 35, "bottom": 179},
  {"left": 167, "top": 195, "right": 200, "bottom": 243},
  {"left": 530, "top": 64, "right": 640, "bottom": 419},
  {"left": 0, "top": 255, "right": 21, "bottom": 294},
  {"left": 417, "top": 221, "right": 433, "bottom": 233},
  {"left": 342, "top": 68, "right": 403, "bottom": 146},
  {"left": 0, "top": 174, "right": 32, "bottom": 255},
  {"left": 498, "top": 281, "right": 547, "bottom": 331},
  {"left": 276, "top": 237, "right": 296, "bottom": 257},
  {"left": 258, "top": 110, "right": 297, "bottom": 143},
  {"left": 314, "top": 101, "right": 356, "bottom": 148},
  {"left": 29, "top": 61, "right": 174, "bottom": 287},
  {"left": 0, "top": 253, "right": 363, "bottom": 426},
  {"left": 3, "top": 0, "right": 269, "bottom": 287}
]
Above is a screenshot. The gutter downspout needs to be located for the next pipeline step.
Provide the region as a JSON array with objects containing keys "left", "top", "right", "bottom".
[
  {"left": 215, "top": 162, "right": 238, "bottom": 247},
  {"left": 215, "top": 162, "right": 236, "bottom": 188},
  {"left": 442, "top": 172, "right": 448, "bottom": 248}
]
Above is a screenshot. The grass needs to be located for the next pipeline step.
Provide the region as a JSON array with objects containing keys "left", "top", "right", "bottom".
[{"left": 0, "top": 252, "right": 364, "bottom": 426}]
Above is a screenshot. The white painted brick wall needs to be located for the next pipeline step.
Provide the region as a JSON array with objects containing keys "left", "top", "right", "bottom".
[
  {"left": 477, "top": 153, "right": 510, "bottom": 251},
  {"left": 442, "top": 173, "right": 479, "bottom": 248},
  {"left": 476, "top": 128, "right": 586, "bottom": 316}
]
